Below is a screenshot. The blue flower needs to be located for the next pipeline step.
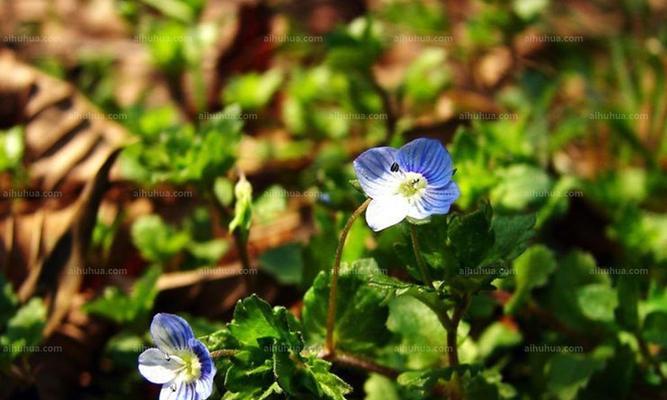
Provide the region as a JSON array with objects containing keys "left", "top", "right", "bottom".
[
  {"left": 138, "top": 313, "right": 216, "bottom": 400},
  {"left": 353, "top": 138, "right": 459, "bottom": 231}
]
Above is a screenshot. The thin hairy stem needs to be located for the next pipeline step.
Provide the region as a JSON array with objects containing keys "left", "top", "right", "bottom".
[
  {"left": 446, "top": 294, "right": 470, "bottom": 368},
  {"left": 440, "top": 295, "right": 470, "bottom": 400},
  {"left": 323, "top": 350, "right": 399, "bottom": 379},
  {"left": 409, "top": 224, "right": 433, "bottom": 287},
  {"left": 325, "top": 198, "right": 372, "bottom": 354},
  {"left": 209, "top": 349, "right": 239, "bottom": 358}
]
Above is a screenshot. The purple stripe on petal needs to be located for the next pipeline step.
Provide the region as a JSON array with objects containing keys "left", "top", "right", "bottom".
[
  {"left": 424, "top": 181, "right": 460, "bottom": 211},
  {"left": 397, "top": 138, "right": 453, "bottom": 183},
  {"left": 407, "top": 181, "right": 459, "bottom": 219},
  {"left": 353, "top": 146, "right": 400, "bottom": 198},
  {"left": 178, "top": 383, "right": 188, "bottom": 400},
  {"left": 151, "top": 313, "right": 195, "bottom": 352},
  {"left": 181, "top": 382, "right": 198, "bottom": 400},
  {"left": 188, "top": 338, "right": 216, "bottom": 382}
]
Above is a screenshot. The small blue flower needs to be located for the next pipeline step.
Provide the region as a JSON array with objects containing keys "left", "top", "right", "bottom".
[
  {"left": 138, "top": 313, "right": 216, "bottom": 400},
  {"left": 353, "top": 138, "right": 459, "bottom": 231}
]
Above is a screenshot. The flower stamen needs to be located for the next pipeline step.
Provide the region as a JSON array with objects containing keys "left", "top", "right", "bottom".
[
  {"left": 398, "top": 172, "right": 427, "bottom": 198},
  {"left": 176, "top": 351, "right": 202, "bottom": 383}
]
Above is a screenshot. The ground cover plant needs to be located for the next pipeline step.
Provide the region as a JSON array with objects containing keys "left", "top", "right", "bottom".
[{"left": 1, "top": 0, "right": 667, "bottom": 399}]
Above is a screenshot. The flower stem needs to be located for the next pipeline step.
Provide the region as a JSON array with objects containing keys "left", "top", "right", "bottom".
[
  {"left": 446, "top": 294, "right": 470, "bottom": 367},
  {"left": 409, "top": 224, "right": 433, "bottom": 287},
  {"left": 440, "top": 295, "right": 469, "bottom": 400},
  {"left": 323, "top": 350, "right": 399, "bottom": 379},
  {"left": 446, "top": 328, "right": 460, "bottom": 367},
  {"left": 209, "top": 349, "right": 238, "bottom": 358},
  {"left": 233, "top": 229, "right": 255, "bottom": 292},
  {"left": 208, "top": 187, "right": 255, "bottom": 293},
  {"left": 325, "top": 198, "right": 372, "bottom": 355}
]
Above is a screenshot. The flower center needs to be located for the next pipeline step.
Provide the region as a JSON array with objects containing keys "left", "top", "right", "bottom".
[
  {"left": 175, "top": 351, "right": 202, "bottom": 383},
  {"left": 398, "top": 172, "right": 427, "bottom": 198}
]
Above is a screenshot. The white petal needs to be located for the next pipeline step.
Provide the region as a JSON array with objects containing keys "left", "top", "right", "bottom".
[
  {"left": 196, "top": 376, "right": 214, "bottom": 399},
  {"left": 353, "top": 146, "right": 402, "bottom": 198},
  {"left": 138, "top": 348, "right": 183, "bottom": 384},
  {"left": 160, "top": 382, "right": 197, "bottom": 400},
  {"left": 365, "top": 196, "right": 409, "bottom": 232}
]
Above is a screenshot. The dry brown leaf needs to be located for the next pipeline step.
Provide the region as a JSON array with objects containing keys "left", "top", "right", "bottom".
[{"left": 0, "top": 49, "right": 132, "bottom": 337}]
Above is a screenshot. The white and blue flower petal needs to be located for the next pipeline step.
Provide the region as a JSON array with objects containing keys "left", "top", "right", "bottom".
[
  {"left": 365, "top": 195, "right": 410, "bottom": 232},
  {"left": 396, "top": 138, "right": 453, "bottom": 184},
  {"left": 151, "top": 313, "right": 195, "bottom": 353},
  {"left": 353, "top": 146, "right": 401, "bottom": 198},
  {"left": 408, "top": 181, "right": 460, "bottom": 219},
  {"left": 159, "top": 382, "right": 198, "bottom": 400},
  {"left": 195, "top": 376, "right": 214, "bottom": 399},
  {"left": 138, "top": 348, "right": 183, "bottom": 384},
  {"left": 188, "top": 338, "right": 216, "bottom": 387}
]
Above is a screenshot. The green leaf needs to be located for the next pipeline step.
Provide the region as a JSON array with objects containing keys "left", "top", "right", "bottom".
[
  {"left": 223, "top": 296, "right": 351, "bottom": 399},
  {"left": 398, "top": 365, "right": 482, "bottom": 396},
  {"left": 364, "top": 374, "right": 401, "bottom": 400},
  {"left": 140, "top": 0, "right": 201, "bottom": 23},
  {"left": 325, "top": 18, "right": 384, "bottom": 72},
  {"left": 341, "top": 217, "right": 370, "bottom": 264},
  {"left": 223, "top": 69, "right": 283, "bottom": 111},
  {"left": 4, "top": 297, "right": 46, "bottom": 346},
  {"left": 223, "top": 358, "right": 278, "bottom": 399},
  {"left": 131, "top": 215, "right": 190, "bottom": 263},
  {"left": 608, "top": 205, "right": 667, "bottom": 264},
  {"left": 490, "top": 164, "right": 552, "bottom": 211},
  {"left": 385, "top": 296, "right": 446, "bottom": 369},
  {"left": 486, "top": 213, "right": 536, "bottom": 264},
  {"left": 476, "top": 322, "right": 522, "bottom": 360},
  {"left": 143, "top": 21, "right": 187, "bottom": 72},
  {"left": 0, "top": 273, "right": 18, "bottom": 327},
  {"left": 302, "top": 205, "right": 339, "bottom": 287},
  {"left": 545, "top": 352, "right": 609, "bottom": 400},
  {"left": 464, "top": 373, "right": 500, "bottom": 400},
  {"left": 253, "top": 185, "right": 288, "bottom": 225},
  {"left": 366, "top": 271, "right": 449, "bottom": 318},
  {"left": 615, "top": 276, "right": 639, "bottom": 330},
  {"left": 104, "top": 332, "right": 147, "bottom": 369},
  {"left": 229, "top": 295, "right": 301, "bottom": 350},
  {"left": 186, "top": 239, "right": 229, "bottom": 263},
  {"left": 214, "top": 176, "right": 235, "bottom": 207},
  {"left": 303, "top": 357, "right": 353, "bottom": 400},
  {"left": 576, "top": 284, "right": 618, "bottom": 323},
  {"left": 535, "top": 176, "right": 578, "bottom": 227},
  {"left": 120, "top": 104, "right": 241, "bottom": 185},
  {"left": 578, "top": 344, "right": 635, "bottom": 400},
  {"left": 397, "top": 215, "right": 449, "bottom": 282},
  {"left": 0, "top": 126, "right": 24, "bottom": 172},
  {"left": 0, "top": 298, "right": 46, "bottom": 364},
  {"left": 642, "top": 311, "right": 667, "bottom": 347},
  {"left": 379, "top": 0, "right": 446, "bottom": 32},
  {"left": 448, "top": 203, "right": 495, "bottom": 269},
  {"left": 84, "top": 265, "right": 161, "bottom": 323},
  {"left": 403, "top": 48, "right": 450, "bottom": 104},
  {"left": 505, "top": 245, "right": 556, "bottom": 314},
  {"left": 544, "top": 251, "right": 609, "bottom": 332},
  {"left": 302, "top": 259, "right": 391, "bottom": 355},
  {"left": 513, "top": 0, "right": 549, "bottom": 20},
  {"left": 259, "top": 243, "right": 304, "bottom": 286}
]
